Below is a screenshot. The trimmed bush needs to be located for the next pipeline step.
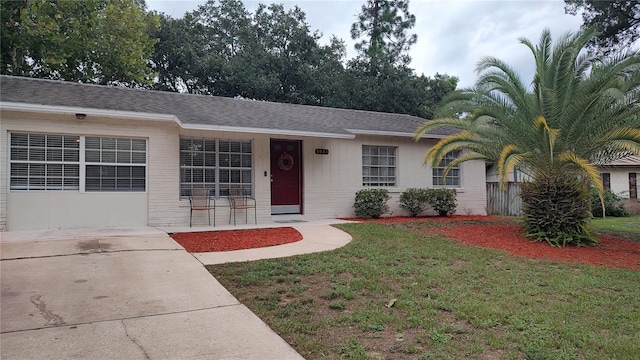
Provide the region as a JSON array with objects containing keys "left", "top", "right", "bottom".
[
  {"left": 399, "top": 188, "right": 458, "bottom": 217},
  {"left": 426, "top": 189, "right": 457, "bottom": 216},
  {"left": 399, "top": 188, "right": 429, "bottom": 217},
  {"left": 520, "top": 176, "right": 596, "bottom": 247},
  {"left": 591, "top": 190, "right": 629, "bottom": 217},
  {"left": 354, "top": 189, "right": 390, "bottom": 218}
]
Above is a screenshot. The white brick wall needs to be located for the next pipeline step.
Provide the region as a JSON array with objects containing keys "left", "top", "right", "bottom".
[
  {"left": 1, "top": 111, "right": 178, "bottom": 230},
  {"left": 292, "top": 134, "right": 487, "bottom": 219},
  {"left": 602, "top": 167, "right": 639, "bottom": 198},
  {"left": 0, "top": 114, "right": 8, "bottom": 231},
  {"left": 1, "top": 110, "right": 488, "bottom": 230}
]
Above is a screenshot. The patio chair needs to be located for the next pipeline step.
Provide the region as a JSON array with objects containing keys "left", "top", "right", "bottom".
[
  {"left": 228, "top": 187, "right": 257, "bottom": 225},
  {"left": 189, "top": 188, "right": 215, "bottom": 227}
]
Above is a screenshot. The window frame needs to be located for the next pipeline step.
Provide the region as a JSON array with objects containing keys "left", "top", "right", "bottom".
[
  {"left": 362, "top": 145, "right": 397, "bottom": 187},
  {"left": 9, "top": 133, "right": 80, "bottom": 191},
  {"left": 9, "top": 132, "right": 147, "bottom": 193},
  {"left": 601, "top": 172, "right": 611, "bottom": 192},
  {"left": 432, "top": 150, "right": 461, "bottom": 187},
  {"left": 84, "top": 137, "right": 147, "bottom": 192},
  {"left": 179, "top": 137, "right": 253, "bottom": 198}
]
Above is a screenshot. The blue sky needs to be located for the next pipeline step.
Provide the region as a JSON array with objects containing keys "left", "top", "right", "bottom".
[{"left": 146, "top": 0, "right": 586, "bottom": 88}]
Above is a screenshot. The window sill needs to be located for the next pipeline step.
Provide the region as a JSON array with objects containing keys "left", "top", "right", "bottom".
[
  {"left": 179, "top": 198, "right": 231, "bottom": 207},
  {"left": 360, "top": 187, "right": 465, "bottom": 194}
]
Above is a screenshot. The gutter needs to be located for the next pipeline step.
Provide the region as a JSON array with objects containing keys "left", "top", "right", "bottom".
[{"left": 345, "top": 128, "right": 448, "bottom": 139}]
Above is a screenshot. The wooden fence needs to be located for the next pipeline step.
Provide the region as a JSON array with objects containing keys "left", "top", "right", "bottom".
[{"left": 486, "top": 182, "right": 522, "bottom": 216}]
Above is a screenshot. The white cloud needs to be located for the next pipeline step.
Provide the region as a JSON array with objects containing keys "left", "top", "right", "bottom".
[{"left": 147, "top": 0, "right": 585, "bottom": 87}]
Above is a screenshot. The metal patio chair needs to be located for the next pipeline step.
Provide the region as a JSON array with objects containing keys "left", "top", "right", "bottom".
[
  {"left": 189, "top": 188, "right": 215, "bottom": 227},
  {"left": 228, "top": 187, "right": 257, "bottom": 225}
]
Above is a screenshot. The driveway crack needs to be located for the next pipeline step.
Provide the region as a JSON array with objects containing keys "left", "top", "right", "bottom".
[
  {"left": 121, "top": 319, "right": 151, "bottom": 359},
  {"left": 30, "top": 294, "right": 66, "bottom": 327}
]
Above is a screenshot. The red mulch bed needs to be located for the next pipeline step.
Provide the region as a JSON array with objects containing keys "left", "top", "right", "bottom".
[
  {"left": 170, "top": 227, "right": 303, "bottom": 253},
  {"left": 171, "top": 216, "right": 640, "bottom": 270},
  {"left": 342, "top": 215, "right": 504, "bottom": 223},
  {"left": 347, "top": 216, "right": 640, "bottom": 270},
  {"left": 437, "top": 223, "right": 640, "bottom": 270}
]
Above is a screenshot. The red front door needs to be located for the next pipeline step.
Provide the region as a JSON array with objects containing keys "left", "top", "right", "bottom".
[{"left": 271, "top": 139, "right": 302, "bottom": 214}]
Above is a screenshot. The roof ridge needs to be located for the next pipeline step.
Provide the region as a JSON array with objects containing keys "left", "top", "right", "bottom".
[
  {"left": 1, "top": 75, "right": 455, "bottom": 138},
  {"left": 0, "top": 75, "right": 190, "bottom": 97}
]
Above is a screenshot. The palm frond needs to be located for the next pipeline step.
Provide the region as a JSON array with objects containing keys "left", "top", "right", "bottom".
[
  {"left": 474, "top": 57, "right": 530, "bottom": 116},
  {"left": 497, "top": 145, "right": 528, "bottom": 188},
  {"left": 558, "top": 152, "right": 603, "bottom": 191},
  {"left": 607, "top": 140, "right": 640, "bottom": 156},
  {"left": 598, "top": 128, "right": 640, "bottom": 156},
  {"left": 413, "top": 117, "right": 474, "bottom": 140},
  {"left": 424, "top": 132, "right": 483, "bottom": 167},
  {"left": 533, "top": 116, "right": 560, "bottom": 160},
  {"left": 558, "top": 151, "right": 606, "bottom": 217},
  {"left": 436, "top": 152, "right": 487, "bottom": 183}
]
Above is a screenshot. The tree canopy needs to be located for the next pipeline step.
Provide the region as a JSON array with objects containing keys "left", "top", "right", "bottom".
[
  {"left": 565, "top": 0, "right": 640, "bottom": 54},
  {"left": 350, "top": 0, "right": 417, "bottom": 69},
  {"left": 148, "top": 0, "right": 455, "bottom": 117},
  {"left": 1, "top": 0, "right": 159, "bottom": 86}
]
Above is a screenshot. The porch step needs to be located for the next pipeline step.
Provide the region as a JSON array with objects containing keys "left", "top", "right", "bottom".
[{"left": 272, "top": 214, "right": 307, "bottom": 224}]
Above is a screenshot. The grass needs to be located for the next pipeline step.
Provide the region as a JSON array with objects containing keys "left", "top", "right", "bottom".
[
  {"left": 207, "top": 220, "right": 640, "bottom": 360},
  {"left": 591, "top": 215, "right": 640, "bottom": 239}
]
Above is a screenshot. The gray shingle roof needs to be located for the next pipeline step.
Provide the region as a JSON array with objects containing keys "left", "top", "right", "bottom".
[
  {"left": 601, "top": 155, "right": 640, "bottom": 167},
  {"left": 1, "top": 75, "right": 453, "bottom": 138}
]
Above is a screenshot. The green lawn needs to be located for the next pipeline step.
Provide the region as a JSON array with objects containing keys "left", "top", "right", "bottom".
[
  {"left": 591, "top": 215, "right": 640, "bottom": 238},
  {"left": 207, "top": 220, "right": 640, "bottom": 360}
]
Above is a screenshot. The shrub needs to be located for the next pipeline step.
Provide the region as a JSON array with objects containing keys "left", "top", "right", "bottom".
[
  {"left": 399, "top": 188, "right": 429, "bottom": 217},
  {"left": 354, "top": 189, "right": 390, "bottom": 218},
  {"left": 425, "top": 189, "right": 457, "bottom": 216},
  {"left": 591, "top": 190, "right": 629, "bottom": 217},
  {"left": 399, "top": 188, "right": 458, "bottom": 217},
  {"left": 520, "top": 176, "right": 596, "bottom": 247}
]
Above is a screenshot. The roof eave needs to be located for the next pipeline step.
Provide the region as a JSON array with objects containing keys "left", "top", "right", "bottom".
[
  {"left": 181, "top": 123, "right": 355, "bottom": 139},
  {"left": 1, "top": 101, "right": 179, "bottom": 123},
  {"left": 1, "top": 102, "right": 355, "bottom": 139},
  {"left": 346, "top": 128, "right": 447, "bottom": 139},
  {"left": 598, "top": 164, "right": 640, "bottom": 167}
]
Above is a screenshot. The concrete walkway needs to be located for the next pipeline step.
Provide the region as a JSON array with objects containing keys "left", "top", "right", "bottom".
[
  {"left": 193, "top": 224, "right": 353, "bottom": 265},
  {"left": 0, "top": 221, "right": 353, "bottom": 359}
]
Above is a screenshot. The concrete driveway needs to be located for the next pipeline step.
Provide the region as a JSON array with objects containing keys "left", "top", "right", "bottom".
[{"left": 1, "top": 228, "right": 303, "bottom": 359}]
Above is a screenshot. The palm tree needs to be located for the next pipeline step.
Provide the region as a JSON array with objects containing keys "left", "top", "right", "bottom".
[{"left": 415, "top": 28, "right": 640, "bottom": 247}]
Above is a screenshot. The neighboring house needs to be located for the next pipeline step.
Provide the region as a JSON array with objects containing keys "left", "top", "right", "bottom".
[
  {"left": 598, "top": 155, "right": 640, "bottom": 214},
  {"left": 0, "top": 76, "right": 487, "bottom": 231}
]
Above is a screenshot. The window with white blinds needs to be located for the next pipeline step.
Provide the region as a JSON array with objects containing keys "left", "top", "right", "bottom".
[
  {"left": 9, "top": 133, "right": 80, "bottom": 190},
  {"left": 9, "top": 133, "right": 146, "bottom": 192},
  {"left": 180, "top": 138, "right": 252, "bottom": 197},
  {"left": 85, "top": 137, "right": 147, "bottom": 191}
]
